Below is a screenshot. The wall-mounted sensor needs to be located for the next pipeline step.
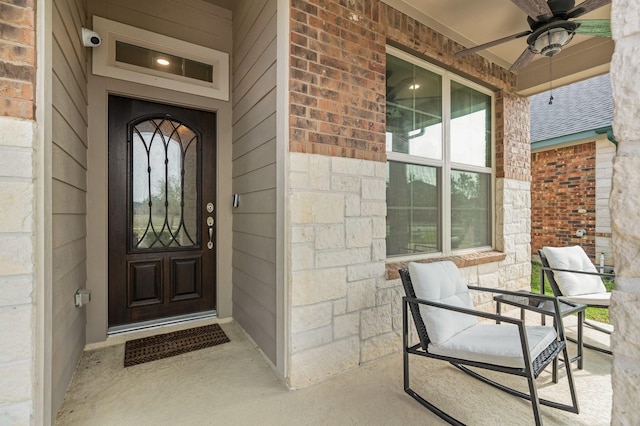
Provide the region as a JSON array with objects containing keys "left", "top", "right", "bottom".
[
  {"left": 233, "top": 193, "right": 240, "bottom": 208},
  {"left": 82, "top": 28, "right": 102, "bottom": 47},
  {"left": 575, "top": 229, "right": 586, "bottom": 237}
]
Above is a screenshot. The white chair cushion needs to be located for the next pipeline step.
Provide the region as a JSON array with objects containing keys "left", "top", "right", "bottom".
[
  {"left": 408, "top": 261, "right": 477, "bottom": 345},
  {"left": 560, "top": 292, "right": 611, "bottom": 307},
  {"left": 543, "top": 246, "right": 607, "bottom": 296},
  {"left": 428, "top": 323, "right": 558, "bottom": 369}
]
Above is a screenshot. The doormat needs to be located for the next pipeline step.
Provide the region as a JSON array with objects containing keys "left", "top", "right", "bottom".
[{"left": 124, "top": 324, "right": 230, "bottom": 367}]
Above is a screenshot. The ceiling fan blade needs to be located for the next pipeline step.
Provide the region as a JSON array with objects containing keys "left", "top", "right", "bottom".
[
  {"left": 510, "top": 0, "right": 553, "bottom": 21},
  {"left": 454, "top": 30, "right": 532, "bottom": 58},
  {"left": 510, "top": 48, "right": 536, "bottom": 71},
  {"left": 574, "top": 19, "right": 611, "bottom": 37},
  {"left": 567, "top": 0, "right": 611, "bottom": 19}
]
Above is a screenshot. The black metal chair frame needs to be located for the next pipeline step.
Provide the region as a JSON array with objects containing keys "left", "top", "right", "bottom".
[
  {"left": 538, "top": 249, "right": 613, "bottom": 355},
  {"left": 400, "top": 268, "right": 579, "bottom": 426}
]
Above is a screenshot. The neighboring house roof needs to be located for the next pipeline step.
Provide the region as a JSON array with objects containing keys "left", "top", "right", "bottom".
[{"left": 529, "top": 73, "right": 613, "bottom": 148}]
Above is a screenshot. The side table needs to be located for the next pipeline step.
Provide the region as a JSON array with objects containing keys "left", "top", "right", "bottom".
[{"left": 494, "top": 291, "right": 586, "bottom": 382}]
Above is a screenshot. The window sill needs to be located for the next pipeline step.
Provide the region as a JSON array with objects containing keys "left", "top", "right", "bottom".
[{"left": 385, "top": 250, "right": 507, "bottom": 280}]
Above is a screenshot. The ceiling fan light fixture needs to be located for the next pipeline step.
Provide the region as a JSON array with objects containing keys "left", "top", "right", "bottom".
[{"left": 532, "top": 27, "right": 574, "bottom": 57}]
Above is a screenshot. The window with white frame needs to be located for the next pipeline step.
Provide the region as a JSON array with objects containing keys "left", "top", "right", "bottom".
[{"left": 386, "top": 48, "right": 493, "bottom": 258}]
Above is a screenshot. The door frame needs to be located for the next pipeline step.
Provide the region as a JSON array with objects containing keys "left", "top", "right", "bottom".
[{"left": 85, "top": 75, "right": 233, "bottom": 343}]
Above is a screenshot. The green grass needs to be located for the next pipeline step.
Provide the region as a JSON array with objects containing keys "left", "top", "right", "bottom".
[{"left": 530, "top": 261, "right": 612, "bottom": 324}]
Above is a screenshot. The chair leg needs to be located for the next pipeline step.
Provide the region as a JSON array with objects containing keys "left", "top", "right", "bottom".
[
  {"left": 562, "top": 346, "right": 580, "bottom": 415},
  {"left": 525, "top": 367, "right": 543, "bottom": 426}
]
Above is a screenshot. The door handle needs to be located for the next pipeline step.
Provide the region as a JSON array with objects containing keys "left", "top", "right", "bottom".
[{"left": 206, "top": 216, "right": 214, "bottom": 250}]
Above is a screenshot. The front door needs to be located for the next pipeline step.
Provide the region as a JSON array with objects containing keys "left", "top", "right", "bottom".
[{"left": 108, "top": 95, "right": 217, "bottom": 327}]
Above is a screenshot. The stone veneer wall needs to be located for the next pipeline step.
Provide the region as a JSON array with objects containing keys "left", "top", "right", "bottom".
[
  {"left": 0, "top": 0, "right": 37, "bottom": 423},
  {"left": 610, "top": 0, "right": 640, "bottom": 422},
  {"left": 288, "top": 153, "right": 387, "bottom": 387},
  {"left": 286, "top": 0, "right": 532, "bottom": 387},
  {"left": 531, "top": 143, "right": 596, "bottom": 258}
]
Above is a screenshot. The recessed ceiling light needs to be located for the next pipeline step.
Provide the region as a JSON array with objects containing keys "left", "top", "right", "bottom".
[{"left": 156, "top": 58, "right": 170, "bottom": 66}]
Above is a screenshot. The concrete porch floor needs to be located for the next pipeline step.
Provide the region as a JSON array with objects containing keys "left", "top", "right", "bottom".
[{"left": 55, "top": 316, "right": 612, "bottom": 426}]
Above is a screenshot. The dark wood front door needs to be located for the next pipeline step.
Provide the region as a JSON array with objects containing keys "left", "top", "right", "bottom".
[{"left": 108, "top": 95, "right": 216, "bottom": 327}]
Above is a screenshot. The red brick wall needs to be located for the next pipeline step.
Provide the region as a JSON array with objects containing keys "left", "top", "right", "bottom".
[
  {"left": 0, "top": 0, "right": 36, "bottom": 119},
  {"left": 289, "top": 0, "right": 387, "bottom": 161},
  {"left": 496, "top": 92, "right": 531, "bottom": 181},
  {"left": 531, "top": 143, "right": 596, "bottom": 259},
  {"left": 289, "top": 0, "right": 530, "bottom": 180}
]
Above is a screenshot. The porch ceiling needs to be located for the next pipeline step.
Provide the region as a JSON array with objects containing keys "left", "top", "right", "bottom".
[{"left": 383, "top": 0, "right": 612, "bottom": 95}]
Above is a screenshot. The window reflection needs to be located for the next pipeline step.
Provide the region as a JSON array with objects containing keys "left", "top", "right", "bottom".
[
  {"left": 386, "top": 161, "right": 441, "bottom": 256},
  {"left": 451, "top": 170, "right": 491, "bottom": 249}
]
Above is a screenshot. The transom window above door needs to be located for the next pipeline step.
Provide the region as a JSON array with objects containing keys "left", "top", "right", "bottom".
[{"left": 386, "top": 47, "right": 494, "bottom": 258}]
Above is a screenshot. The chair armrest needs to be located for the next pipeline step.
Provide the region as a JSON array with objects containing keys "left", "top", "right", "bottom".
[
  {"left": 540, "top": 265, "right": 615, "bottom": 279},
  {"left": 466, "top": 286, "right": 565, "bottom": 333},
  {"left": 403, "top": 295, "right": 523, "bottom": 326},
  {"left": 468, "top": 285, "right": 558, "bottom": 302}
]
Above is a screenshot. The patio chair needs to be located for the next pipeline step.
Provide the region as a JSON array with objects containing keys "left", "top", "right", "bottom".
[
  {"left": 400, "top": 261, "right": 578, "bottom": 426},
  {"left": 539, "top": 246, "right": 614, "bottom": 355}
]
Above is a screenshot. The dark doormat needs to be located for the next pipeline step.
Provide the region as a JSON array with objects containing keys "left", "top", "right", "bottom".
[{"left": 124, "top": 323, "right": 230, "bottom": 367}]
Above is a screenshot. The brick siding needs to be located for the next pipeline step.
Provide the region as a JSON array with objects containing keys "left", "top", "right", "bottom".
[
  {"left": 0, "top": 0, "right": 36, "bottom": 119},
  {"left": 289, "top": 0, "right": 530, "bottom": 182},
  {"left": 289, "top": 0, "right": 387, "bottom": 162},
  {"left": 531, "top": 143, "right": 596, "bottom": 259}
]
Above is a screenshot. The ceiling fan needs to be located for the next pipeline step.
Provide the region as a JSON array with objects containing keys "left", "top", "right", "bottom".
[{"left": 454, "top": 0, "right": 612, "bottom": 71}]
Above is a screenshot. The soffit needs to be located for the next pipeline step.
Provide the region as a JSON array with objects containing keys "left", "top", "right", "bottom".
[{"left": 384, "top": 0, "right": 612, "bottom": 95}]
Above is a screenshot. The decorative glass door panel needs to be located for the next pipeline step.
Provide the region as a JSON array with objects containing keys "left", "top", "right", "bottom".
[{"left": 131, "top": 118, "right": 199, "bottom": 250}]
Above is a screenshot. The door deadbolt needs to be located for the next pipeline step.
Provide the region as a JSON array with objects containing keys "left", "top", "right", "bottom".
[{"left": 206, "top": 202, "right": 214, "bottom": 213}]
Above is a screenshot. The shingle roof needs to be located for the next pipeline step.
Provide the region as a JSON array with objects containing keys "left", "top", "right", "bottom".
[{"left": 529, "top": 73, "right": 613, "bottom": 143}]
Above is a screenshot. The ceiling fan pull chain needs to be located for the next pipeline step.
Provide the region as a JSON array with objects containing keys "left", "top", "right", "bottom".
[{"left": 548, "top": 57, "right": 554, "bottom": 105}]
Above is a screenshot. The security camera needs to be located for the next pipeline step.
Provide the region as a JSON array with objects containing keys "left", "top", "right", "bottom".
[{"left": 82, "top": 28, "right": 102, "bottom": 47}]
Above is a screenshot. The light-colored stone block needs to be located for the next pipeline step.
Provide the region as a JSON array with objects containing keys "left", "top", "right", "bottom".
[
  {"left": 0, "top": 306, "right": 32, "bottom": 362},
  {"left": 346, "top": 279, "right": 376, "bottom": 312},
  {"left": 376, "top": 286, "right": 402, "bottom": 306},
  {"left": 289, "top": 171, "right": 310, "bottom": 189},
  {"left": 308, "top": 156, "right": 331, "bottom": 190},
  {"left": 289, "top": 153, "right": 309, "bottom": 173},
  {"left": 361, "top": 178, "right": 386, "bottom": 200},
  {"left": 0, "top": 149, "right": 32, "bottom": 178},
  {"left": 0, "top": 401, "right": 31, "bottom": 426},
  {"left": 0, "top": 361, "right": 31, "bottom": 404},
  {"left": 0, "top": 236, "right": 33, "bottom": 275},
  {"left": 291, "top": 325, "right": 333, "bottom": 352},
  {"left": 347, "top": 262, "right": 385, "bottom": 282},
  {"left": 345, "top": 218, "right": 371, "bottom": 248},
  {"left": 361, "top": 331, "right": 401, "bottom": 363},
  {"left": 0, "top": 183, "right": 33, "bottom": 233},
  {"left": 291, "top": 268, "right": 347, "bottom": 306},
  {"left": 334, "top": 312, "right": 359, "bottom": 339},
  {"left": 288, "top": 337, "right": 360, "bottom": 388},
  {"left": 371, "top": 217, "right": 386, "bottom": 238},
  {"left": 360, "top": 201, "right": 386, "bottom": 216},
  {"left": 371, "top": 239, "right": 386, "bottom": 261},
  {"left": 291, "top": 244, "right": 315, "bottom": 271},
  {"left": 333, "top": 298, "right": 347, "bottom": 316},
  {"left": 0, "top": 118, "right": 34, "bottom": 148},
  {"left": 345, "top": 195, "right": 361, "bottom": 216},
  {"left": 291, "top": 303, "right": 333, "bottom": 334},
  {"left": 315, "top": 247, "right": 370, "bottom": 268},
  {"left": 360, "top": 304, "right": 392, "bottom": 340},
  {"left": 290, "top": 192, "right": 344, "bottom": 225},
  {"left": 314, "top": 225, "right": 345, "bottom": 250},
  {"left": 0, "top": 276, "right": 33, "bottom": 307},
  {"left": 331, "top": 175, "right": 360, "bottom": 193},
  {"left": 291, "top": 226, "right": 314, "bottom": 244}
]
